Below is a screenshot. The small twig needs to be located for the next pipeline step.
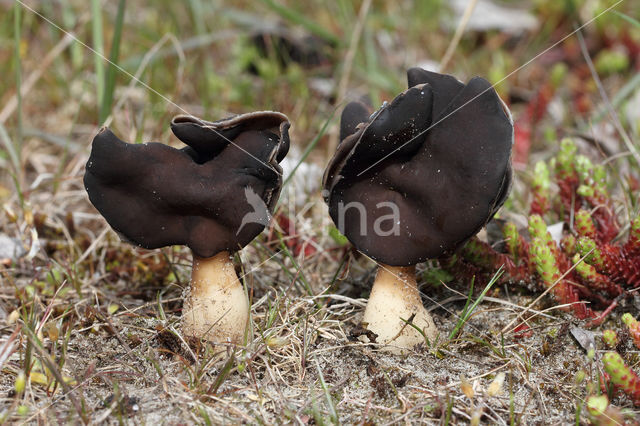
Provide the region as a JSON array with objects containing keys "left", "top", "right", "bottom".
[
  {"left": 390, "top": 312, "right": 416, "bottom": 343},
  {"left": 311, "top": 293, "right": 367, "bottom": 308},
  {"left": 76, "top": 226, "right": 110, "bottom": 264},
  {"left": 105, "top": 33, "right": 186, "bottom": 128},
  {"left": 359, "top": 392, "right": 375, "bottom": 426},
  {"left": 584, "top": 293, "right": 624, "bottom": 327}
]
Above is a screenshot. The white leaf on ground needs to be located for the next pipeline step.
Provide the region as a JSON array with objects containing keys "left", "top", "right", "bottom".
[
  {"left": 570, "top": 326, "right": 595, "bottom": 353},
  {"left": 547, "top": 222, "right": 564, "bottom": 244},
  {"left": 0, "top": 234, "right": 26, "bottom": 262},
  {"left": 448, "top": 0, "right": 539, "bottom": 34}
]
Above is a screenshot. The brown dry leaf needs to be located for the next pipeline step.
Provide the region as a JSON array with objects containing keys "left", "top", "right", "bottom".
[
  {"left": 460, "top": 374, "right": 474, "bottom": 399},
  {"left": 44, "top": 322, "right": 59, "bottom": 342}
]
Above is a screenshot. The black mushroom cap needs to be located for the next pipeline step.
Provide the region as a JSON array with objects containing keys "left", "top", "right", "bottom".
[
  {"left": 84, "top": 111, "right": 290, "bottom": 258},
  {"left": 323, "top": 68, "right": 513, "bottom": 266}
]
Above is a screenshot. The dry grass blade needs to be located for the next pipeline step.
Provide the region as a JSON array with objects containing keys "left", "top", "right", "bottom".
[
  {"left": 575, "top": 27, "right": 640, "bottom": 166},
  {"left": 327, "top": 0, "right": 372, "bottom": 157},
  {"left": 0, "top": 33, "right": 77, "bottom": 125},
  {"left": 439, "top": 0, "right": 478, "bottom": 72}
]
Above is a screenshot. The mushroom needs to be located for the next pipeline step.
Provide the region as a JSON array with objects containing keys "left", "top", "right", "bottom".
[
  {"left": 84, "top": 111, "right": 290, "bottom": 344},
  {"left": 323, "top": 68, "right": 513, "bottom": 351}
]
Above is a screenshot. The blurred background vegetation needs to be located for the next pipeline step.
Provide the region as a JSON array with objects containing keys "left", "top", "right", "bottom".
[{"left": 1, "top": 0, "right": 637, "bottom": 175}]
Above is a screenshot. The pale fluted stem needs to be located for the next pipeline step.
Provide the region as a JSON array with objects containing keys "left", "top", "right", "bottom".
[
  {"left": 181, "top": 251, "right": 249, "bottom": 344},
  {"left": 362, "top": 264, "right": 437, "bottom": 353}
]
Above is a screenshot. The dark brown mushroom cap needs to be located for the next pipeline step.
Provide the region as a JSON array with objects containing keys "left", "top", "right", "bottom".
[
  {"left": 84, "top": 111, "right": 290, "bottom": 258},
  {"left": 323, "top": 69, "right": 513, "bottom": 266}
]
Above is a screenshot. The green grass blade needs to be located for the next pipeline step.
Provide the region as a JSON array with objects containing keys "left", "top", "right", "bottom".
[
  {"left": 591, "top": 72, "right": 640, "bottom": 123},
  {"left": 188, "top": 0, "right": 216, "bottom": 112},
  {"left": 210, "top": 352, "right": 236, "bottom": 394},
  {"left": 400, "top": 316, "right": 432, "bottom": 348},
  {"left": 509, "top": 372, "right": 515, "bottom": 425},
  {"left": 459, "top": 277, "right": 475, "bottom": 319},
  {"left": 612, "top": 10, "right": 640, "bottom": 28},
  {"left": 61, "top": 0, "right": 83, "bottom": 69},
  {"left": 188, "top": 0, "right": 206, "bottom": 34},
  {"left": 315, "top": 359, "right": 338, "bottom": 423},
  {"left": 277, "top": 237, "right": 313, "bottom": 296},
  {"left": 13, "top": 2, "right": 22, "bottom": 150},
  {"left": 449, "top": 267, "right": 504, "bottom": 339},
  {"left": 444, "top": 395, "right": 453, "bottom": 424},
  {"left": 258, "top": 0, "right": 340, "bottom": 46},
  {"left": 198, "top": 404, "right": 213, "bottom": 426},
  {"left": 100, "top": 0, "right": 126, "bottom": 125},
  {"left": 448, "top": 276, "right": 475, "bottom": 340},
  {"left": 91, "top": 0, "right": 105, "bottom": 124}
]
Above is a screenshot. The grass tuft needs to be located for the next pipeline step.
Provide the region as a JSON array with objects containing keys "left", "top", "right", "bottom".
[{"left": 99, "top": 0, "right": 126, "bottom": 125}]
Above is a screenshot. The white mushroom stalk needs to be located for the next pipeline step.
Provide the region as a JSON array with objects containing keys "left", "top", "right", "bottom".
[
  {"left": 362, "top": 264, "right": 437, "bottom": 353},
  {"left": 181, "top": 251, "right": 249, "bottom": 344}
]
